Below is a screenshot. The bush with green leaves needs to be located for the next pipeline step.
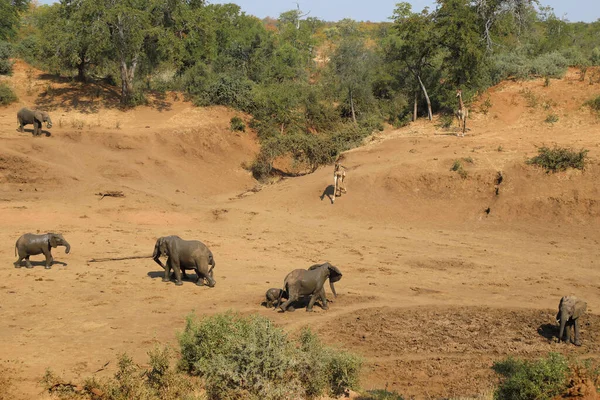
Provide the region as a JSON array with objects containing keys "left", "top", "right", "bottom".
[
  {"left": 178, "top": 313, "right": 362, "bottom": 400},
  {"left": 42, "top": 348, "right": 198, "bottom": 400},
  {"left": 230, "top": 116, "right": 245, "bottom": 132},
  {"left": 194, "top": 73, "right": 254, "bottom": 111},
  {"left": 451, "top": 159, "right": 468, "bottom": 179},
  {"left": 0, "top": 41, "right": 12, "bottom": 75},
  {"left": 585, "top": 95, "right": 600, "bottom": 113},
  {"left": 492, "top": 353, "right": 569, "bottom": 400},
  {"left": 531, "top": 52, "right": 569, "bottom": 79},
  {"left": 526, "top": 145, "right": 588, "bottom": 172},
  {"left": 0, "top": 83, "right": 17, "bottom": 105}
]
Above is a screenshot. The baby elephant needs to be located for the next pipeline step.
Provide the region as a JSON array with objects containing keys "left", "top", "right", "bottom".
[
  {"left": 17, "top": 107, "right": 53, "bottom": 136},
  {"left": 14, "top": 233, "right": 71, "bottom": 269},
  {"left": 265, "top": 288, "right": 288, "bottom": 308},
  {"left": 556, "top": 295, "right": 587, "bottom": 346}
]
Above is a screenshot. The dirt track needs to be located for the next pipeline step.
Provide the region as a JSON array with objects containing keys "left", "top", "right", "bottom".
[{"left": 1, "top": 62, "right": 600, "bottom": 398}]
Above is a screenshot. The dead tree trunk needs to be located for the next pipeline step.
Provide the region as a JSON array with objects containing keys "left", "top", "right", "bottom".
[
  {"left": 417, "top": 75, "right": 432, "bottom": 121},
  {"left": 413, "top": 91, "right": 418, "bottom": 122},
  {"left": 349, "top": 89, "right": 356, "bottom": 123}
]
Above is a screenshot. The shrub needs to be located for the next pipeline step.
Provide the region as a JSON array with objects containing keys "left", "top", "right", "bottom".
[
  {"left": 520, "top": 88, "right": 538, "bottom": 108},
  {"left": 585, "top": 95, "right": 600, "bottom": 113},
  {"left": 178, "top": 313, "right": 362, "bottom": 399},
  {"left": 196, "top": 73, "right": 254, "bottom": 111},
  {"left": 492, "top": 353, "right": 569, "bottom": 400},
  {"left": 361, "top": 389, "right": 405, "bottom": 400},
  {"left": 526, "top": 145, "right": 588, "bottom": 172},
  {"left": 531, "top": 52, "right": 569, "bottom": 79},
  {"left": 0, "top": 41, "right": 12, "bottom": 75},
  {"left": 591, "top": 47, "right": 600, "bottom": 66},
  {"left": 42, "top": 350, "right": 198, "bottom": 400},
  {"left": 451, "top": 160, "right": 468, "bottom": 179},
  {"left": 544, "top": 113, "right": 559, "bottom": 124},
  {"left": 0, "top": 83, "right": 17, "bottom": 105},
  {"left": 230, "top": 116, "right": 245, "bottom": 132}
]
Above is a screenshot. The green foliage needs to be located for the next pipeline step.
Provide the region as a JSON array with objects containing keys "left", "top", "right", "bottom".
[
  {"left": 492, "top": 353, "right": 569, "bottom": 400},
  {"left": 43, "top": 351, "right": 198, "bottom": 400},
  {"left": 0, "top": 83, "right": 17, "bottom": 105},
  {"left": 531, "top": 52, "right": 568, "bottom": 78},
  {"left": 194, "top": 73, "right": 254, "bottom": 111},
  {"left": 451, "top": 159, "right": 468, "bottom": 179},
  {"left": 585, "top": 95, "right": 600, "bottom": 113},
  {"left": 230, "top": 116, "right": 245, "bottom": 132},
  {"left": 0, "top": 0, "right": 30, "bottom": 40},
  {"left": 544, "top": 113, "right": 559, "bottom": 124},
  {"left": 0, "top": 41, "right": 12, "bottom": 75},
  {"left": 178, "top": 313, "right": 361, "bottom": 399},
  {"left": 361, "top": 389, "right": 405, "bottom": 400},
  {"left": 526, "top": 146, "right": 589, "bottom": 173}
]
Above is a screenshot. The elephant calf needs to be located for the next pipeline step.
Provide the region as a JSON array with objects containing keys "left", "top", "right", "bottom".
[
  {"left": 152, "top": 235, "right": 215, "bottom": 287},
  {"left": 14, "top": 233, "right": 71, "bottom": 269},
  {"left": 556, "top": 295, "right": 587, "bottom": 346},
  {"left": 17, "top": 107, "right": 53, "bottom": 136},
  {"left": 265, "top": 288, "right": 288, "bottom": 309}
]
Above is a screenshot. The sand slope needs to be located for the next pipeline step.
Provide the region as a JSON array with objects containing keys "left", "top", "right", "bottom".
[{"left": 1, "top": 62, "right": 600, "bottom": 398}]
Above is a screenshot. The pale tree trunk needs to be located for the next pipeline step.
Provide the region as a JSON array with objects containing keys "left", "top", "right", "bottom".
[
  {"left": 349, "top": 89, "right": 356, "bottom": 124},
  {"left": 413, "top": 91, "right": 418, "bottom": 122},
  {"left": 120, "top": 58, "right": 137, "bottom": 105},
  {"left": 417, "top": 75, "right": 432, "bottom": 121}
]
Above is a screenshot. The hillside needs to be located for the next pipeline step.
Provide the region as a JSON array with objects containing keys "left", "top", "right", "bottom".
[{"left": 1, "top": 61, "right": 600, "bottom": 398}]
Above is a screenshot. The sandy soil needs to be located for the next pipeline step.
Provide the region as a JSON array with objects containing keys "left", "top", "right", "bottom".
[{"left": 1, "top": 61, "right": 600, "bottom": 399}]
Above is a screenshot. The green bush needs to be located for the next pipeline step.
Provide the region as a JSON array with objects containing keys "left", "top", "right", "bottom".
[
  {"left": 178, "top": 313, "right": 362, "bottom": 400},
  {"left": 451, "top": 159, "right": 468, "bottom": 179},
  {"left": 492, "top": 353, "right": 569, "bottom": 400},
  {"left": 0, "top": 83, "right": 17, "bottom": 105},
  {"left": 531, "top": 52, "right": 569, "bottom": 79},
  {"left": 195, "top": 73, "right": 254, "bottom": 111},
  {"left": 230, "top": 116, "right": 245, "bottom": 132},
  {"left": 42, "top": 349, "right": 198, "bottom": 400},
  {"left": 591, "top": 47, "right": 600, "bottom": 66},
  {"left": 544, "top": 113, "right": 559, "bottom": 124},
  {"left": 0, "top": 41, "right": 12, "bottom": 75},
  {"left": 585, "top": 95, "right": 600, "bottom": 113},
  {"left": 526, "top": 145, "right": 588, "bottom": 172},
  {"left": 361, "top": 389, "right": 405, "bottom": 400}
]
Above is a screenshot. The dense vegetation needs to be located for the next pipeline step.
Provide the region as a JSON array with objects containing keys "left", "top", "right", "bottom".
[
  {"left": 42, "top": 312, "right": 362, "bottom": 400},
  {"left": 2, "top": 0, "right": 600, "bottom": 177}
]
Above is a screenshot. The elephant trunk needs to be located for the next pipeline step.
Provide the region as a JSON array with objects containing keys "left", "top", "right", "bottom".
[
  {"left": 558, "top": 313, "right": 567, "bottom": 343},
  {"left": 64, "top": 241, "right": 71, "bottom": 254},
  {"left": 46, "top": 115, "right": 53, "bottom": 128},
  {"left": 330, "top": 280, "right": 338, "bottom": 298}
]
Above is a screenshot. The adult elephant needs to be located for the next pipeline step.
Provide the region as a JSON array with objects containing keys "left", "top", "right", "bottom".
[
  {"left": 17, "top": 107, "right": 53, "bottom": 136},
  {"left": 556, "top": 295, "right": 587, "bottom": 346},
  {"left": 279, "top": 262, "right": 342, "bottom": 312},
  {"left": 14, "top": 233, "right": 70, "bottom": 269},
  {"left": 152, "top": 235, "right": 215, "bottom": 287}
]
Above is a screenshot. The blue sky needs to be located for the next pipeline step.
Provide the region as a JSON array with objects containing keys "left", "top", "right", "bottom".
[{"left": 38, "top": 0, "right": 599, "bottom": 23}]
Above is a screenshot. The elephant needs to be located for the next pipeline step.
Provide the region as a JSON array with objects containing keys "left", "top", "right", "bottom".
[
  {"left": 265, "top": 288, "right": 288, "bottom": 308},
  {"left": 152, "top": 235, "right": 215, "bottom": 287},
  {"left": 279, "top": 262, "right": 342, "bottom": 312},
  {"left": 14, "top": 233, "right": 70, "bottom": 269},
  {"left": 17, "top": 107, "right": 53, "bottom": 136},
  {"left": 556, "top": 295, "right": 587, "bottom": 346}
]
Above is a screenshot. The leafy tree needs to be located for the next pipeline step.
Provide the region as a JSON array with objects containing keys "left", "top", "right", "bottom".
[
  {"left": 329, "top": 34, "right": 374, "bottom": 123},
  {"left": 0, "top": 0, "right": 29, "bottom": 40}
]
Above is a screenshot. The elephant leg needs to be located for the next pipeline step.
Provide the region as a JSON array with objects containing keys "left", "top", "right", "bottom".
[
  {"left": 279, "top": 296, "right": 297, "bottom": 312},
  {"left": 306, "top": 293, "right": 320, "bottom": 312},
  {"left": 25, "top": 255, "right": 33, "bottom": 269},
  {"left": 43, "top": 250, "right": 53, "bottom": 269},
  {"left": 318, "top": 287, "right": 328, "bottom": 310},
  {"left": 163, "top": 258, "right": 172, "bottom": 282},
  {"left": 196, "top": 258, "right": 215, "bottom": 287},
  {"left": 170, "top": 258, "right": 183, "bottom": 286},
  {"left": 565, "top": 320, "right": 573, "bottom": 343},
  {"left": 574, "top": 319, "right": 582, "bottom": 346},
  {"left": 14, "top": 256, "right": 23, "bottom": 268}
]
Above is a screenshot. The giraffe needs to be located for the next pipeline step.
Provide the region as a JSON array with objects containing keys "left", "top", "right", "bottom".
[{"left": 455, "top": 89, "right": 468, "bottom": 137}]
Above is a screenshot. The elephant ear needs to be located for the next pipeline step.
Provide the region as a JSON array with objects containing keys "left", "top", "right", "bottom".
[
  {"left": 328, "top": 264, "right": 342, "bottom": 283},
  {"left": 49, "top": 234, "right": 58, "bottom": 248},
  {"left": 573, "top": 301, "right": 587, "bottom": 319},
  {"left": 308, "top": 263, "right": 325, "bottom": 271},
  {"left": 152, "top": 238, "right": 161, "bottom": 258},
  {"left": 34, "top": 111, "right": 44, "bottom": 123}
]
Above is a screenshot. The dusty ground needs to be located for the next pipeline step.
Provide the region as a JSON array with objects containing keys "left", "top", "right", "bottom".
[{"left": 1, "top": 61, "right": 600, "bottom": 399}]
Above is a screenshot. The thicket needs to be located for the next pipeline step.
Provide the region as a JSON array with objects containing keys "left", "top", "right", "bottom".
[
  {"left": 178, "top": 313, "right": 361, "bottom": 399},
  {"left": 0, "top": 82, "right": 17, "bottom": 105},
  {"left": 493, "top": 353, "right": 569, "bottom": 400},
  {"left": 42, "top": 313, "right": 362, "bottom": 400},
  {"left": 526, "top": 145, "right": 588, "bottom": 172},
  {"left": 4, "top": 0, "right": 600, "bottom": 178}
]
